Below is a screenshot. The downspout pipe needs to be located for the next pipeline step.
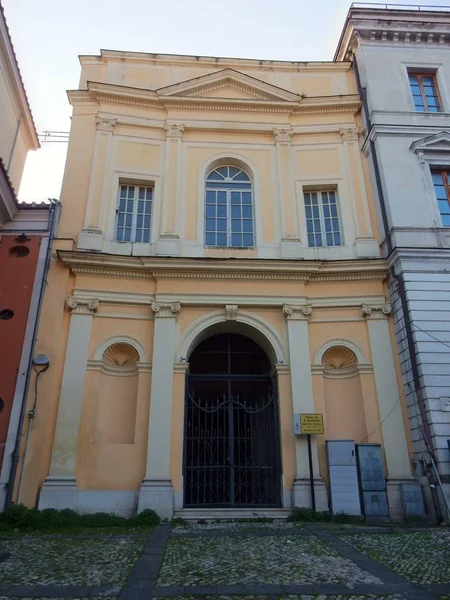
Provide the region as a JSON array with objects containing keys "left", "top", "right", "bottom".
[
  {"left": 352, "top": 53, "right": 437, "bottom": 506},
  {"left": 4, "top": 199, "right": 60, "bottom": 510}
]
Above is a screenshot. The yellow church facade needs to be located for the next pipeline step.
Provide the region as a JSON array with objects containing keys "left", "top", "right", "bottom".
[{"left": 15, "top": 51, "right": 414, "bottom": 521}]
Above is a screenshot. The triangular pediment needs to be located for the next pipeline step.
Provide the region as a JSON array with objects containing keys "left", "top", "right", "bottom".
[
  {"left": 411, "top": 131, "right": 450, "bottom": 154},
  {"left": 157, "top": 69, "right": 301, "bottom": 103}
]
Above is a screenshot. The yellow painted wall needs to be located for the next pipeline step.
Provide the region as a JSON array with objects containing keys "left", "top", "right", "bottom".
[{"left": 14, "top": 51, "right": 413, "bottom": 514}]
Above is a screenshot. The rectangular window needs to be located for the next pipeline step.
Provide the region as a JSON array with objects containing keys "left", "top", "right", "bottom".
[
  {"left": 205, "top": 189, "right": 254, "bottom": 247},
  {"left": 408, "top": 72, "right": 442, "bottom": 113},
  {"left": 304, "top": 190, "right": 342, "bottom": 247},
  {"left": 431, "top": 170, "right": 450, "bottom": 226},
  {"left": 116, "top": 184, "right": 153, "bottom": 243}
]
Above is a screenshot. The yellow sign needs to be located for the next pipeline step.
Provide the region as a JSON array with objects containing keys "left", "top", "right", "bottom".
[{"left": 300, "top": 413, "right": 324, "bottom": 435}]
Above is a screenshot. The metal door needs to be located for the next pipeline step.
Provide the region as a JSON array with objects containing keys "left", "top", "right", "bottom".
[{"left": 183, "top": 333, "right": 281, "bottom": 507}]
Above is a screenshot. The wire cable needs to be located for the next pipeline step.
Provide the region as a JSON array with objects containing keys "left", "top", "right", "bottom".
[
  {"left": 358, "top": 388, "right": 405, "bottom": 443},
  {"left": 412, "top": 322, "right": 450, "bottom": 351}
]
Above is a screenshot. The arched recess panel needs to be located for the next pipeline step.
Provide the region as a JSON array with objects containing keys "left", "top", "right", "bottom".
[
  {"left": 94, "top": 343, "right": 139, "bottom": 444},
  {"left": 322, "top": 346, "right": 367, "bottom": 442}
]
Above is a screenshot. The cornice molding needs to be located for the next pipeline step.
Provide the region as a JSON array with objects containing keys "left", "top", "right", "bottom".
[
  {"left": 58, "top": 251, "right": 388, "bottom": 283},
  {"left": 69, "top": 81, "right": 361, "bottom": 116},
  {"left": 83, "top": 50, "right": 352, "bottom": 71},
  {"left": 336, "top": 13, "right": 450, "bottom": 60}
]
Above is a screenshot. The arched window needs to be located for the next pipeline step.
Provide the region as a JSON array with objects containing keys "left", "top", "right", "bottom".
[{"left": 205, "top": 165, "right": 254, "bottom": 247}]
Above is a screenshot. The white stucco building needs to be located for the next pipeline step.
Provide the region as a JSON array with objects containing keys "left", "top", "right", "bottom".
[{"left": 336, "top": 4, "right": 450, "bottom": 518}]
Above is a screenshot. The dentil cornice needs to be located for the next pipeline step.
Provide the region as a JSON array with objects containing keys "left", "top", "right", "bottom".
[
  {"left": 70, "top": 82, "right": 360, "bottom": 116},
  {"left": 58, "top": 251, "right": 388, "bottom": 283}
]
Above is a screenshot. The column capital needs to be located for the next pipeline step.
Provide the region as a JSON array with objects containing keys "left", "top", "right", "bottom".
[
  {"left": 151, "top": 302, "right": 181, "bottom": 318},
  {"left": 273, "top": 127, "right": 293, "bottom": 144},
  {"left": 340, "top": 127, "right": 360, "bottom": 142},
  {"left": 67, "top": 297, "right": 99, "bottom": 315},
  {"left": 283, "top": 304, "right": 312, "bottom": 320},
  {"left": 361, "top": 303, "right": 391, "bottom": 319},
  {"left": 95, "top": 116, "right": 117, "bottom": 132},
  {"left": 164, "top": 122, "right": 185, "bottom": 139}
]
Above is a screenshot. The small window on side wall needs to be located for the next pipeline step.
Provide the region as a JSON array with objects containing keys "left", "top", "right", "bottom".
[
  {"left": 116, "top": 184, "right": 153, "bottom": 243},
  {"left": 304, "top": 189, "right": 342, "bottom": 248},
  {"left": 408, "top": 71, "right": 442, "bottom": 113},
  {"left": 431, "top": 170, "right": 450, "bottom": 226}
]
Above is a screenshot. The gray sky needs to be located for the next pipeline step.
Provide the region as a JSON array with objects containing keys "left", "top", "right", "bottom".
[{"left": 3, "top": 0, "right": 448, "bottom": 203}]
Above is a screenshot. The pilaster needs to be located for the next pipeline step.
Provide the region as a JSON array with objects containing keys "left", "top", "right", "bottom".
[
  {"left": 79, "top": 117, "right": 117, "bottom": 251},
  {"left": 138, "top": 302, "right": 181, "bottom": 518},
  {"left": 39, "top": 297, "right": 99, "bottom": 511},
  {"left": 157, "top": 123, "right": 185, "bottom": 256},
  {"left": 362, "top": 302, "right": 414, "bottom": 521},
  {"left": 274, "top": 129, "right": 303, "bottom": 259},
  {"left": 340, "top": 127, "right": 379, "bottom": 258},
  {"left": 283, "top": 305, "right": 328, "bottom": 511}
]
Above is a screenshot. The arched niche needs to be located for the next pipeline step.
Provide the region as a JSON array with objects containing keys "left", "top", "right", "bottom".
[
  {"left": 321, "top": 345, "right": 367, "bottom": 442},
  {"left": 94, "top": 342, "right": 139, "bottom": 444}
]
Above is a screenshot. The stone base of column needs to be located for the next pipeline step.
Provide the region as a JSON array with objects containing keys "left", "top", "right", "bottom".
[
  {"left": 292, "top": 477, "right": 329, "bottom": 512},
  {"left": 387, "top": 478, "right": 415, "bottom": 522},
  {"left": 38, "top": 476, "right": 78, "bottom": 511},
  {"left": 138, "top": 478, "right": 174, "bottom": 519}
]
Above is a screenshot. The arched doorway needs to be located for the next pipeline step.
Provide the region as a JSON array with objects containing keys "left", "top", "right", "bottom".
[{"left": 184, "top": 333, "right": 281, "bottom": 507}]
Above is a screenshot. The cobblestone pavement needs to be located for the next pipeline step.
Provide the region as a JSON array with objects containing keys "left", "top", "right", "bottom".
[
  {"left": 0, "top": 524, "right": 449, "bottom": 600},
  {"left": 0, "top": 536, "right": 144, "bottom": 586},
  {"left": 340, "top": 531, "right": 450, "bottom": 584},
  {"left": 157, "top": 534, "right": 382, "bottom": 586}
]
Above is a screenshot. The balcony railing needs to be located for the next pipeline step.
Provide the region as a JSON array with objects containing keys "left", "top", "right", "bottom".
[{"left": 351, "top": 2, "right": 450, "bottom": 11}]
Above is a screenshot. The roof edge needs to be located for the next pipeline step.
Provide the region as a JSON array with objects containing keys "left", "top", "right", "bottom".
[{"left": 0, "top": 1, "right": 40, "bottom": 149}]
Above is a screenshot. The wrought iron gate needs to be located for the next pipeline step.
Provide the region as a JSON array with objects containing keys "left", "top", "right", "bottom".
[{"left": 184, "top": 388, "right": 281, "bottom": 507}]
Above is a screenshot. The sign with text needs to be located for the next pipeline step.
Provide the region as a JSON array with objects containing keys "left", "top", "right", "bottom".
[{"left": 300, "top": 413, "right": 324, "bottom": 435}]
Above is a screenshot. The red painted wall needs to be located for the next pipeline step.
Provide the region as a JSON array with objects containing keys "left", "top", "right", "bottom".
[{"left": 0, "top": 235, "right": 41, "bottom": 468}]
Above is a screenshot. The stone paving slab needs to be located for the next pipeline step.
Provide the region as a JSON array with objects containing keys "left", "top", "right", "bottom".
[
  {"left": 157, "top": 534, "right": 382, "bottom": 587},
  {"left": 153, "top": 595, "right": 404, "bottom": 599},
  {"left": 0, "top": 536, "right": 144, "bottom": 586},
  {"left": 340, "top": 531, "right": 450, "bottom": 585}
]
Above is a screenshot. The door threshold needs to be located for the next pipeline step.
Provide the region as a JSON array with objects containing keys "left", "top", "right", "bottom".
[{"left": 174, "top": 507, "right": 291, "bottom": 521}]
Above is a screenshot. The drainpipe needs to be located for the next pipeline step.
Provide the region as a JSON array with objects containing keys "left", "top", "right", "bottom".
[
  {"left": 352, "top": 53, "right": 439, "bottom": 517},
  {"left": 4, "top": 199, "right": 60, "bottom": 510},
  {"left": 6, "top": 115, "right": 23, "bottom": 173}
]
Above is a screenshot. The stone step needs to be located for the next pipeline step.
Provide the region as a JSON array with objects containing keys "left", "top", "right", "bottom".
[{"left": 173, "top": 508, "right": 291, "bottom": 521}]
